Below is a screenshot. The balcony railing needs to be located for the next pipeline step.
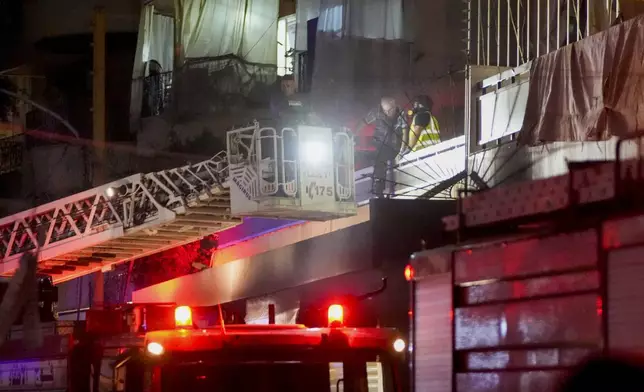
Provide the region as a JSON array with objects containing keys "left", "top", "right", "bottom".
[
  {"left": 0, "top": 134, "right": 23, "bottom": 175},
  {"left": 138, "top": 71, "right": 173, "bottom": 118},
  {"left": 132, "top": 55, "right": 280, "bottom": 121},
  {"left": 470, "top": 0, "right": 620, "bottom": 68},
  {"left": 354, "top": 136, "right": 467, "bottom": 201},
  {"left": 469, "top": 1, "right": 626, "bottom": 148}
]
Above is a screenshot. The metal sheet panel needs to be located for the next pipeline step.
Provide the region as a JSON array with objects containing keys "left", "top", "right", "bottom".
[
  {"left": 243, "top": 269, "right": 386, "bottom": 326},
  {"left": 451, "top": 229, "right": 602, "bottom": 391},
  {"left": 414, "top": 273, "right": 452, "bottom": 392},
  {"left": 133, "top": 198, "right": 453, "bottom": 306},
  {"left": 608, "top": 246, "right": 644, "bottom": 353},
  {"left": 604, "top": 215, "right": 644, "bottom": 249},
  {"left": 478, "top": 77, "right": 529, "bottom": 145},
  {"left": 455, "top": 294, "right": 601, "bottom": 351},
  {"left": 454, "top": 230, "right": 598, "bottom": 284}
]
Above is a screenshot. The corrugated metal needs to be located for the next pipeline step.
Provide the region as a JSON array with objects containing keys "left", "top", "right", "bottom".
[
  {"left": 414, "top": 273, "right": 452, "bottom": 392},
  {"left": 450, "top": 229, "right": 601, "bottom": 391},
  {"left": 454, "top": 229, "right": 598, "bottom": 284},
  {"left": 608, "top": 246, "right": 644, "bottom": 352},
  {"left": 604, "top": 215, "right": 644, "bottom": 249}
]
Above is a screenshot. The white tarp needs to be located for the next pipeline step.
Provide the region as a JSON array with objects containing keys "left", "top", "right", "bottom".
[
  {"left": 295, "top": 0, "right": 320, "bottom": 50},
  {"left": 130, "top": 4, "right": 174, "bottom": 129},
  {"left": 175, "top": 0, "right": 279, "bottom": 64},
  {"left": 317, "top": 0, "right": 403, "bottom": 39},
  {"left": 296, "top": 0, "right": 403, "bottom": 51},
  {"left": 130, "top": 0, "right": 279, "bottom": 129}
]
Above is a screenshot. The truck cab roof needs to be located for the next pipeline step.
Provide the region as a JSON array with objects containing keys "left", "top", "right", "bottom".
[{"left": 145, "top": 324, "right": 400, "bottom": 354}]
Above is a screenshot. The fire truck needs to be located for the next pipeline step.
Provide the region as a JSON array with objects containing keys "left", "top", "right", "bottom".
[
  {"left": 0, "top": 271, "right": 406, "bottom": 392},
  {"left": 405, "top": 134, "right": 644, "bottom": 391},
  {"left": 139, "top": 304, "right": 405, "bottom": 392}
]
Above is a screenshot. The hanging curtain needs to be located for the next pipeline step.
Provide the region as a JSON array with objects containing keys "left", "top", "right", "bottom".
[
  {"left": 130, "top": 5, "right": 175, "bottom": 130},
  {"left": 130, "top": 5, "right": 153, "bottom": 130},
  {"left": 174, "top": 0, "right": 279, "bottom": 64},
  {"left": 324, "top": 0, "right": 403, "bottom": 39},
  {"left": 309, "top": 0, "right": 410, "bottom": 126},
  {"left": 295, "top": 0, "right": 320, "bottom": 50}
]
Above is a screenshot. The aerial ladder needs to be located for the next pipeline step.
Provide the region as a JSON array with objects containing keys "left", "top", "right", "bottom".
[{"left": 0, "top": 122, "right": 358, "bottom": 283}]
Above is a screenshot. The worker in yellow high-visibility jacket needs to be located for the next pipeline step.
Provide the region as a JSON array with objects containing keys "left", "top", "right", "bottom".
[{"left": 402, "top": 95, "right": 440, "bottom": 154}]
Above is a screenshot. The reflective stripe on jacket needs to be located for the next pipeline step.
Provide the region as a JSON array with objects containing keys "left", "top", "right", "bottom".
[{"left": 410, "top": 114, "right": 440, "bottom": 151}]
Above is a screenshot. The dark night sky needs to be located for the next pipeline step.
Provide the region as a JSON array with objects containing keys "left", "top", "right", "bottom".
[{"left": 0, "top": 0, "right": 23, "bottom": 69}]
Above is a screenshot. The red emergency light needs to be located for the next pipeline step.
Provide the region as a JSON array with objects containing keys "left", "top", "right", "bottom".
[
  {"left": 404, "top": 265, "right": 415, "bottom": 281},
  {"left": 327, "top": 304, "right": 344, "bottom": 327},
  {"left": 174, "top": 306, "right": 193, "bottom": 328}
]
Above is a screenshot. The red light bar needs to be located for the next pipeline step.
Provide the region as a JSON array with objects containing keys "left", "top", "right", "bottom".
[
  {"left": 175, "top": 306, "right": 193, "bottom": 328},
  {"left": 404, "top": 265, "right": 414, "bottom": 281},
  {"left": 327, "top": 304, "right": 344, "bottom": 327}
]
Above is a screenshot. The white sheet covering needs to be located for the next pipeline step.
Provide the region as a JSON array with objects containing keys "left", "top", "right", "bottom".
[
  {"left": 296, "top": 0, "right": 403, "bottom": 50},
  {"left": 130, "top": 0, "right": 278, "bottom": 129},
  {"left": 130, "top": 4, "right": 174, "bottom": 129},
  {"left": 295, "top": 0, "right": 320, "bottom": 50},
  {"left": 175, "top": 0, "right": 279, "bottom": 64}
]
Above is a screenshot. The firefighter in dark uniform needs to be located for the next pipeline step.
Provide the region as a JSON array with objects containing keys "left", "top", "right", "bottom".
[
  {"left": 270, "top": 74, "right": 318, "bottom": 125},
  {"left": 371, "top": 97, "right": 405, "bottom": 197}
]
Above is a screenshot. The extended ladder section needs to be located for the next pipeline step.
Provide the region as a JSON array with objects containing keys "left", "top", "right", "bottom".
[
  {"left": 0, "top": 119, "right": 468, "bottom": 283},
  {"left": 0, "top": 152, "right": 240, "bottom": 283},
  {"left": 444, "top": 134, "right": 644, "bottom": 233}
]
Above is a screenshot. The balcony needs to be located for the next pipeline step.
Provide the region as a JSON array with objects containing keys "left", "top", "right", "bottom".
[
  {"left": 465, "top": 0, "right": 633, "bottom": 187},
  {"left": 130, "top": 45, "right": 471, "bottom": 201},
  {"left": 132, "top": 55, "right": 280, "bottom": 123}
]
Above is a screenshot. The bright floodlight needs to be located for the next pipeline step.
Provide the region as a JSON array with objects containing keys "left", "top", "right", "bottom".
[
  {"left": 302, "top": 141, "right": 328, "bottom": 166},
  {"left": 105, "top": 187, "right": 115, "bottom": 198},
  {"left": 393, "top": 338, "right": 406, "bottom": 353}
]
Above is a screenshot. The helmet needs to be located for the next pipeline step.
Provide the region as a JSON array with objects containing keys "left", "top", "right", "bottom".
[{"left": 413, "top": 95, "right": 433, "bottom": 111}]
